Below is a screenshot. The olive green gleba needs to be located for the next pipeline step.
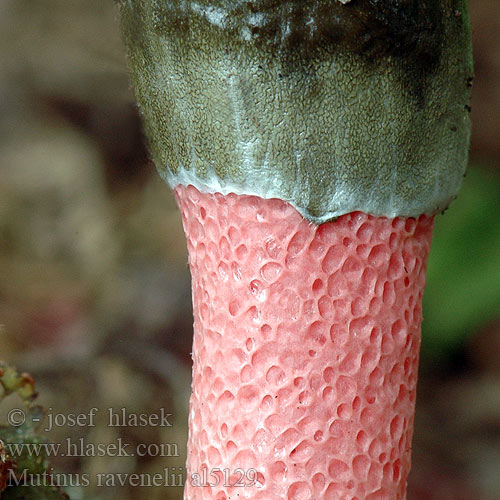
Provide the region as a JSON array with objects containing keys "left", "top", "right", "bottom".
[{"left": 119, "top": 0, "right": 472, "bottom": 223}]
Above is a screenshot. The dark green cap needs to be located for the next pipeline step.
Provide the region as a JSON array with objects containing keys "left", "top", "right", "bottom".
[{"left": 119, "top": 0, "right": 473, "bottom": 223}]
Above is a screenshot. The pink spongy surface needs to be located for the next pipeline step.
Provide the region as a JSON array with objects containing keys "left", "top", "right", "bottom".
[{"left": 175, "top": 185, "right": 433, "bottom": 500}]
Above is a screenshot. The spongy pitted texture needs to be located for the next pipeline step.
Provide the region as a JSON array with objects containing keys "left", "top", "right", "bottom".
[{"left": 175, "top": 185, "right": 433, "bottom": 500}]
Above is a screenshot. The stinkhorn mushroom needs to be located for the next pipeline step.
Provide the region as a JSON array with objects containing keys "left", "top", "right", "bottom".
[{"left": 119, "top": 1, "right": 473, "bottom": 498}]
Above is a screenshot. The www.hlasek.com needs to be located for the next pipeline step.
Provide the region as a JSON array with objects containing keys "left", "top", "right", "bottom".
[
  {"left": 0, "top": 438, "right": 179, "bottom": 458},
  {"left": 6, "top": 467, "right": 260, "bottom": 488}
]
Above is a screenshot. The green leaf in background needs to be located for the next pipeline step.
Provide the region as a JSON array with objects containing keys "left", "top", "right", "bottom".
[
  {"left": 422, "top": 164, "right": 500, "bottom": 361},
  {"left": 0, "top": 363, "right": 69, "bottom": 500},
  {"left": 1, "top": 482, "right": 69, "bottom": 500}
]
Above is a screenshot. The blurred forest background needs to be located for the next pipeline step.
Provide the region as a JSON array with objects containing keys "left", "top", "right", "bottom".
[{"left": 0, "top": 1, "right": 499, "bottom": 499}]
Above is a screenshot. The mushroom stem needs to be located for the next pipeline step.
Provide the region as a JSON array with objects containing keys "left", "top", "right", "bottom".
[
  {"left": 117, "top": 1, "right": 472, "bottom": 498},
  {"left": 176, "top": 185, "right": 433, "bottom": 499}
]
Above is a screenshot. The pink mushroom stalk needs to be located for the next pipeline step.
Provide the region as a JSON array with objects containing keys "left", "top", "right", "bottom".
[
  {"left": 176, "top": 187, "right": 433, "bottom": 499},
  {"left": 119, "top": 1, "right": 473, "bottom": 498}
]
